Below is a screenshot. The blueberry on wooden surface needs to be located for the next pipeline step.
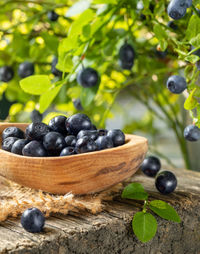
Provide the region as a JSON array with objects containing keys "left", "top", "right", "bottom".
[
  {"left": 75, "top": 136, "right": 97, "bottom": 154},
  {"left": 11, "top": 139, "right": 29, "bottom": 155},
  {"left": 155, "top": 171, "right": 177, "bottom": 194},
  {"left": 30, "top": 110, "right": 43, "bottom": 123},
  {"left": 66, "top": 113, "right": 92, "bottom": 136},
  {"left": 64, "top": 135, "right": 77, "bottom": 147},
  {"left": 107, "top": 129, "right": 125, "bottom": 147},
  {"left": 2, "top": 127, "right": 24, "bottom": 140},
  {"left": 26, "top": 123, "right": 50, "bottom": 141},
  {"left": 22, "top": 141, "right": 47, "bottom": 157},
  {"left": 21, "top": 208, "right": 45, "bottom": 233},
  {"left": 2, "top": 137, "right": 19, "bottom": 152},
  {"left": 43, "top": 132, "right": 66, "bottom": 154},
  {"left": 95, "top": 136, "right": 113, "bottom": 150},
  {"left": 77, "top": 130, "right": 98, "bottom": 141},
  {"left": 49, "top": 115, "right": 68, "bottom": 135},
  {"left": 140, "top": 156, "right": 161, "bottom": 177},
  {"left": 60, "top": 147, "right": 76, "bottom": 156}
]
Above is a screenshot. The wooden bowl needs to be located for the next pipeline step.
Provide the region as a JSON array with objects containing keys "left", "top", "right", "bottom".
[{"left": 0, "top": 123, "right": 148, "bottom": 195}]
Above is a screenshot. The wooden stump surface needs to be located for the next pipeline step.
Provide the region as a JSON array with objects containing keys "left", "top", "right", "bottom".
[{"left": 0, "top": 167, "right": 200, "bottom": 254}]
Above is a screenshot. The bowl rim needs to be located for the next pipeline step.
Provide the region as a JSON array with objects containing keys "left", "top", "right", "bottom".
[{"left": 0, "top": 123, "right": 147, "bottom": 161}]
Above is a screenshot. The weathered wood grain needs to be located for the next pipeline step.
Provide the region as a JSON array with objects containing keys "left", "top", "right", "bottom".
[
  {"left": 0, "top": 123, "right": 148, "bottom": 195},
  {"left": 0, "top": 167, "right": 200, "bottom": 254}
]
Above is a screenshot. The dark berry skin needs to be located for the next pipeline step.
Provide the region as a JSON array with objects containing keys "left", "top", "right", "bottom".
[
  {"left": 166, "top": 75, "right": 187, "bottom": 94},
  {"left": 75, "top": 136, "right": 97, "bottom": 154},
  {"left": 140, "top": 156, "right": 161, "bottom": 177},
  {"left": 60, "top": 147, "right": 75, "bottom": 156},
  {"left": 184, "top": 124, "right": 200, "bottom": 141},
  {"left": 22, "top": 141, "right": 47, "bottom": 157},
  {"left": 77, "top": 67, "right": 100, "bottom": 88},
  {"left": 155, "top": 171, "right": 177, "bottom": 194},
  {"left": 47, "top": 10, "right": 59, "bottom": 21},
  {"left": 26, "top": 122, "right": 50, "bottom": 141},
  {"left": 21, "top": 208, "right": 45, "bottom": 233},
  {"left": 73, "top": 98, "right": 83, "bottom": 111},
  {"left": 30, "top": 110, "right": 43, "bottom": 123},
  {"left": 119, "top": 43, "right": 135, "bottom": 70},
  {"left": 11, "top": 139, "right": 29, "bottom": 155},
  {"left": 65, "top": 135, "right": 77, "bottom": 147},
  {"left": 98, "top": 129, "right": 108, "bottom": 136},
  {"left": 49, "top": 115, "right": 68, "bottom": 135},
  {"left": 43, "top": 132, "right": 66, "bottom": 154},
  {"left": 51, "top": 57, "right": 62, "bottom": 77},
  {"left": 167, "top": 0, "right": 187, "bottom": 20},
  {"left": 167, "top": 21, "right": 178, "bottom": 30},
  {"left": 77, "top": 130, "right": 98, "bottom": 141},
  {"left": 95, "top": 136, "right": 113, "bottom": 150},
  {"left": 91, "top": 124, "right": 97, "bottom": 130},
  {"left": 18, "top": 62, "right": 34, "bottom": 78},
  {"left": 2, "top": 137, "right": 19, "bottom": 152},
  {"left": 0, "top": 66, "right": 14, "bottom": 82},
  {"left": 66, "top": 113, "right": 92, "bottom": 136},
  {"left": 2, "top": 127, "right": 24, "bottom": 140},
  {"left": 155, "top": 49, "right": 167, "bottom": 59},
  {"left": 107, "top": 129, "right": 125, "bottom": 147}
]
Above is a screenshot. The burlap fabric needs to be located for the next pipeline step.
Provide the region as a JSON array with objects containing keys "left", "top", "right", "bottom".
[{"left": 0, "top": 176, "right": 123, "bottom": 222}]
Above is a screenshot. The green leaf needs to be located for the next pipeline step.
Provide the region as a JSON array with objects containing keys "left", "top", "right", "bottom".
[
  {"left": 121, "top": 183, "right": 148, "bottom": 200},
  {"left": 69, "top": 9, "right": 95, "bottom": 37},
  {"left": 80, "top": 83, "right": 99, "bottom": 108},
  {"left": 82, "top": 24, "right": 91, "bottom": 38},
  {"left": 66, "top": 0, "right": 90, "bottom": 17},
  {"left": 39, "top": 83, "right": 63, "bottom": 113},
  {"left": 56, "top": 54, "right": 73, "bottom": 73},
  {"left": 153, "top": 24, "right": 167, "bottom": 41},
  {"left": 185, "top": 55, "right": 199, "bottom": 64},
  {"left": 160, "top": 39, "right": 168, "bottom": 51},
  {"left": 149, "top": 200, "right": 181, "bottom": 223},
  {"left": 190, "top": 34, "right": 200, "bottom": 48},
  {"left": 20, "top": 75, "right": 51, "bottom": 95},
  {"left": 184, "top": 88, "right": 198, "bottom": 110},
  {"left": 186, "top": 15, "right": 200, "bottom": 40},
  {"left": 132, "top": 212, "right": 157, "bottom": 243},
  {"left": 93, "top": 0, "right": 117, "bottom": 4}
]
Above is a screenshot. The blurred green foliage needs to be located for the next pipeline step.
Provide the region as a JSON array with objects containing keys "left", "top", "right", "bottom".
[{"left": 0, "top": 0, "right": 200, "bottom": 169}]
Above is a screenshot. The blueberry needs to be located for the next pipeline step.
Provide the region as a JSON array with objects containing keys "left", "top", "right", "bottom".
[
  {"left": 64, "top": 135, "right": 77, "bottom": 147},
  {"left": 66, "top": 113, "right": 92, "bottom": 135},
  {"left": 30, "top": 110, "right": 43, "bottom": 123},
  {"left": 21, "top": 208, "right": 45, "bottom": 233},
  {"left": 155, "top": 49, "right": 167, "bottom": 59},
  {"left": 77, "top": 67, "right": 100, "bottom": 88},
  {"left": 2, "top": 137, "right": 19, "bottom": 152},
  {"left": 47, "top": 10, "right": 59, "bottom": 21},
  {"left": 167, "top": 0, "right": 187, "bottom": 20},
  {"left": 167, "top": 21, "right": 178, "bottom": 30},
  {"left": 22, "top": 141, "right": 47, "bottom": 157},
  {"left": 75, "top": 136, "right": 97, "bottom": 154},
  {"left": 196, "top": 60, "right": 200, "bottom": 71},
  {"left": 95, "top": 136, "right": 113, "bottom": 150},
  {"left": 43, "top": 132, "right": 66, "bottom": 154},
  {"left": 184, "top": 124, "right": 200, "bottom": 141},
  {"left": 73, "top": 98, "right": 83, "bottom": 111},
  {"left": 140, "top": 156, "right": 161, "bottom": 177},
  {"left": 107, "top": 129, "right": 125, "bottom": 147},
  {"left": 2, "top": 127, "right": 24, "bottom": 140},
  {"left": 0, "top": 66, "right": 14, "bottom": 82},
  {"left": 91, "top": 124, "right": 97, "bottom": 130},
  {"left": 166, "top": 75, "right": 187, "bottom": 94},
  {"left": 119, "top": 44, "right": 135, "bottom": 63},
  {"left": 60, "top": 147, "right": 75, "bottom": 156},
  {"left": 98, "top": 129, "right": 108, "bottom": 136},
  {"left": 18, "top": 61, "right": 34, "bottom": 78},
  {"left": 11, "top": 139, "right": 29, "bottom": 155},
  {"left": 155, "top": 171, "right": 177, "bottom": 194},
  {"left": 49, "top": 115, "right": 68, "bottom": 135},
  {"left": 51, "top": 57, "right": 62, "bottom": 77},
  {"left": 119, "top": 43, "right": 135, "bottom": 70},
  {"left": 185, "top": 0, "right": 193, "bottom": 7},
  {"left": 77, "top": 130, "right": 98, "bottom": 141},
  {"left": 26, "top": 122, "right": 50, "bottom": 141}
]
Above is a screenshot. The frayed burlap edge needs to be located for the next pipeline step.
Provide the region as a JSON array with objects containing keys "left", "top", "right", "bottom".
[{"left": 0, "top": 176, "right": 123, "bottom": 222}]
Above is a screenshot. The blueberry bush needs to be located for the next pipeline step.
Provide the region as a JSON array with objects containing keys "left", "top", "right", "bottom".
[{"left": 0, "top": 0, "right": 200, "bottom": 169}]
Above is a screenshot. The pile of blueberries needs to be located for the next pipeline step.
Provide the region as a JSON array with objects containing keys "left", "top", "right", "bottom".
[
  {"left": 140, "top": 156, "right": 177, "bottom": 195},
  {"left": 1, "top": 113, "right": 125, "bottom": 157}
]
